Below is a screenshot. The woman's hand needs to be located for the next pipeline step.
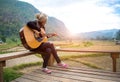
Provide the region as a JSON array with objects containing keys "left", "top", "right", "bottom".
[
  {"left": 47, "top": 33, "right": 58, "bottom": 38},
  {"left": 40, "top": 28, "right": 46, "bottom": 36},
  {"left": 52, "top": 33, "right": 58, "bottom": 36}
]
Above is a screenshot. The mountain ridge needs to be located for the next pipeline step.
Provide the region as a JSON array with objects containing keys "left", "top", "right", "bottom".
[
  {"left": 76, "top": 29, "right": 119, "bottom": 40},
  {"left": 0, "top": 0, "right": 119, "bottom": 41},
  {"left": 0, "top": 0, "right": 70, "bottom": 41}
]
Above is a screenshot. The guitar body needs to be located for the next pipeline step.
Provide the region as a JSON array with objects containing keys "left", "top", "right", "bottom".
[{"left": 19, "top": 26, "right": 48, "bottom": 50}]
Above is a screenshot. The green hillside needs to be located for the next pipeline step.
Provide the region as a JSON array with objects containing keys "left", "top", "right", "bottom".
[
  {"left": 0, "top": 0, "right": 70, "bottom": 42},
  {"left": 0, "top": 0, "right": 39, "bottom": 41}
]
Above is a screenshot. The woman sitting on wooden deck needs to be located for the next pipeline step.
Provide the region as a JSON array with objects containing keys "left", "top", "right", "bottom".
[{"left": 26, "top": 12, "right": 68, "bottom": 74}]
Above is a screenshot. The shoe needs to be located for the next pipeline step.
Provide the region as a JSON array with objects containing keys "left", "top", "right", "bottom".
[
  {"left": 57, "top": 62, "right": 68, "bottom": 68},
  {"left": 42, "top": 68, "right": 52, "bottom": 74}
]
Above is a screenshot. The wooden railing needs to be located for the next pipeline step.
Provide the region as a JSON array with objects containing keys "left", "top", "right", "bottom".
[
  {"left": 0, "top": 49, "right": 120, "bottom": 82},
  {"left": 56, "top": 49, "right": 120, "bottom": 72}
]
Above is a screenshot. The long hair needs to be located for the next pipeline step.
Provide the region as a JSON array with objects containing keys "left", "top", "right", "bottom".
[{"left": 35, "top": 12, "right": 48, "bottom": 22}]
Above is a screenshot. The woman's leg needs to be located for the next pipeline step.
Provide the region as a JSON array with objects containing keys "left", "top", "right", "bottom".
[
  {"left": 40, "top": 42, "right": 61, "bottom": 63},
  {"left": 41, "top": 48, "right": 51, "bottom": 68},
  {"left": 49, "top": 43, "right": 68, "bottom": 68},
  {"left": 40, "top": 48, "right": 52, "bottom": 74},
  {"left": 34, "top": 42, "right": 68, "bottom": 69},
  {"left": 49, "top": 43, "right": 61, "bottom": 63}
]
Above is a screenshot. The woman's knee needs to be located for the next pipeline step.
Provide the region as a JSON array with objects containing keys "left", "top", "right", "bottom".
[
  {"left": 50, "top": 42, "right": 54, "bottom": 46},
  {"left": 49, "top": 43, "right": 55, "bottom": 49},
  {"left": 46, "top": 48, "right": 52, "bottom": 54},
  {"left": 44, "top": 42, "right": 52, "bottom": 47}
]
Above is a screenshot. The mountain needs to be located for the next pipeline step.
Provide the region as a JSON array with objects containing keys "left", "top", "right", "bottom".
[
  {"left": 76, "top": 29, "right": 119, "bottom": 40},
  {"left": 0, "top": 0, "right": 39, "bottom": 38},
  {"left": 0, "top": 0, "right": 69, "bottom": 42},
  {"left": 46, "top": 17, "right": 70, "bottom": 40}
]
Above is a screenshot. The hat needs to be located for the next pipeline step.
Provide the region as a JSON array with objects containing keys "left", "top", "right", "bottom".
[{"left": 35, "top": 12, "right": 48, "bottom": 22}]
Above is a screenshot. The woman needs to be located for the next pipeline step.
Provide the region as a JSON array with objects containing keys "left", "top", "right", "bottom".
[{"left": 27, "top": 12, "right": 68, "bottom": 74}]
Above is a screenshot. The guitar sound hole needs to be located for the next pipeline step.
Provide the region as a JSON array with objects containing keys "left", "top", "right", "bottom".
[
  {"left": 33, "top": 33, "right": 43, "bottom": 42},
  {"left": 36, "top": 37, "right": 43, "bottom": 42}
]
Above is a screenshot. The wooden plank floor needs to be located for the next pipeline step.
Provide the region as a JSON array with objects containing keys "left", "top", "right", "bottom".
[{"left": 12, "top": 67, "right": 120, "bottom": 82}]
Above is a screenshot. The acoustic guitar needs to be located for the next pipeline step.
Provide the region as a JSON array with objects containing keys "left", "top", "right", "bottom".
[{"left": 19, "top": 25, "right": 56, "bottom": 50}]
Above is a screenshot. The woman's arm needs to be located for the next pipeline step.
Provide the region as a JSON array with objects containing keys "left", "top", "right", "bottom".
[
  {"left": 27, "top": 21, "right": 40, "bottom": 31},
  {"left": 47, "top": 33, "right": 58, "bottom": 38}
]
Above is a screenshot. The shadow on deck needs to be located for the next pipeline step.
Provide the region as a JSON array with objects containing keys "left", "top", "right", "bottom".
[{"left": 12, "top": 66, "right": 120, "bottom": 82}]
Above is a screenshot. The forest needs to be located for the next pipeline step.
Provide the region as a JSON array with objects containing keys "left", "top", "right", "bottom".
[{"left": 0, "top": 0, "right": 69, "bottom": 44}]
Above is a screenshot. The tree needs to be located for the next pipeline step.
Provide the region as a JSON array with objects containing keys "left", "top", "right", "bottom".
[
  {"left": 116, "top": 30, "right": 120, "bottom": 40},
  {"left": 0, "top": 36, "right": 6, "bottom": 42}
]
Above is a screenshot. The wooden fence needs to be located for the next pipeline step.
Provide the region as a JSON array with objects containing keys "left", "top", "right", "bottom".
[{"left": 0, "top": 49, "right": 120, "bottom": 82}]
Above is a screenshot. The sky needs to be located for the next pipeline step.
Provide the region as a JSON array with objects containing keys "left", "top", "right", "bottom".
[{"left": 19, "top": 0, "right": 120, "bottom": 34}]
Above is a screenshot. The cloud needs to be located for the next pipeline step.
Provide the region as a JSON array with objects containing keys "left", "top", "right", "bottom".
[{"left": 19, "top": 0, "right": 120, "bottom": 33}]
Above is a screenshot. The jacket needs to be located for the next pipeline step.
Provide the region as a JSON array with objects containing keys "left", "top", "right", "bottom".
[{"left": 27, "top": 20, "right": 45, "bottom": 32}]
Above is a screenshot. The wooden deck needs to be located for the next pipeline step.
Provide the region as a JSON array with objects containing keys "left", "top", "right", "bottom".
[
  {"left": 0, "top": 50, "right": 119, "bottom": 82},
  {"left": 12, "top": 66, "right": 120, "bottom": 82}
]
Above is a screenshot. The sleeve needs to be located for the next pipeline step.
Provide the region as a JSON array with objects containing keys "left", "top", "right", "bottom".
[{"left": 27, "top": 21, "right": 40, "bottom": 31}]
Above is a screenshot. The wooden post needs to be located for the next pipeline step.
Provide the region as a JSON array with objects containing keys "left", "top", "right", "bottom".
[
  {"left": 0, "top": 61, "right": 6, "bottom": 82},
  {"left": 111, "top": 53, "right": 119, "bottom": 72},
  {"left": 48, "top": 54, "right": 55, "bottom": 66}
]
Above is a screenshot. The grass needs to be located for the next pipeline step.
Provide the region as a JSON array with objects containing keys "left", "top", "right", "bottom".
[
  {"left": 35, "top": 52, "right": 108, "bottom": 70},
  {"left": 4, "top": 68, "right": 23, "bottom": 82},
  {"left": 69, "top": 58, "right": 103, "bottom": 69},
  {"left": 59, "top": 52, "right": 109, "bottom": 60},
  {"left": 2, "top": 40, "right": 119, "bottom": 81},
  {"left": 0, "top": 51, "right": 15, "bottom": 54},
  {"left": 35, "top": 54, "right": 42, "bottom": 58},
  {"left": 83, "top": 41, "right": 93, "bottom": 47},
  {"left": 12, "top": 62, "right": 42, "bottom": 70},
  {"left": 54, "top": 40, "right": 94, "bottom": 48},
  {"left": 59, "top": 52, "right": 107, "bottom": 70},
  {"left": 0, "top": 43, "right": 20, "bottom": 54},
  {"left": 35, "top": 51, "right": 109, "bottom": 61},
  {"left": 3, "top": 61, "right": 42, "bottom": 82},
  {"left": 0, "top": 43, "right": 15, "bottom": 50}
]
